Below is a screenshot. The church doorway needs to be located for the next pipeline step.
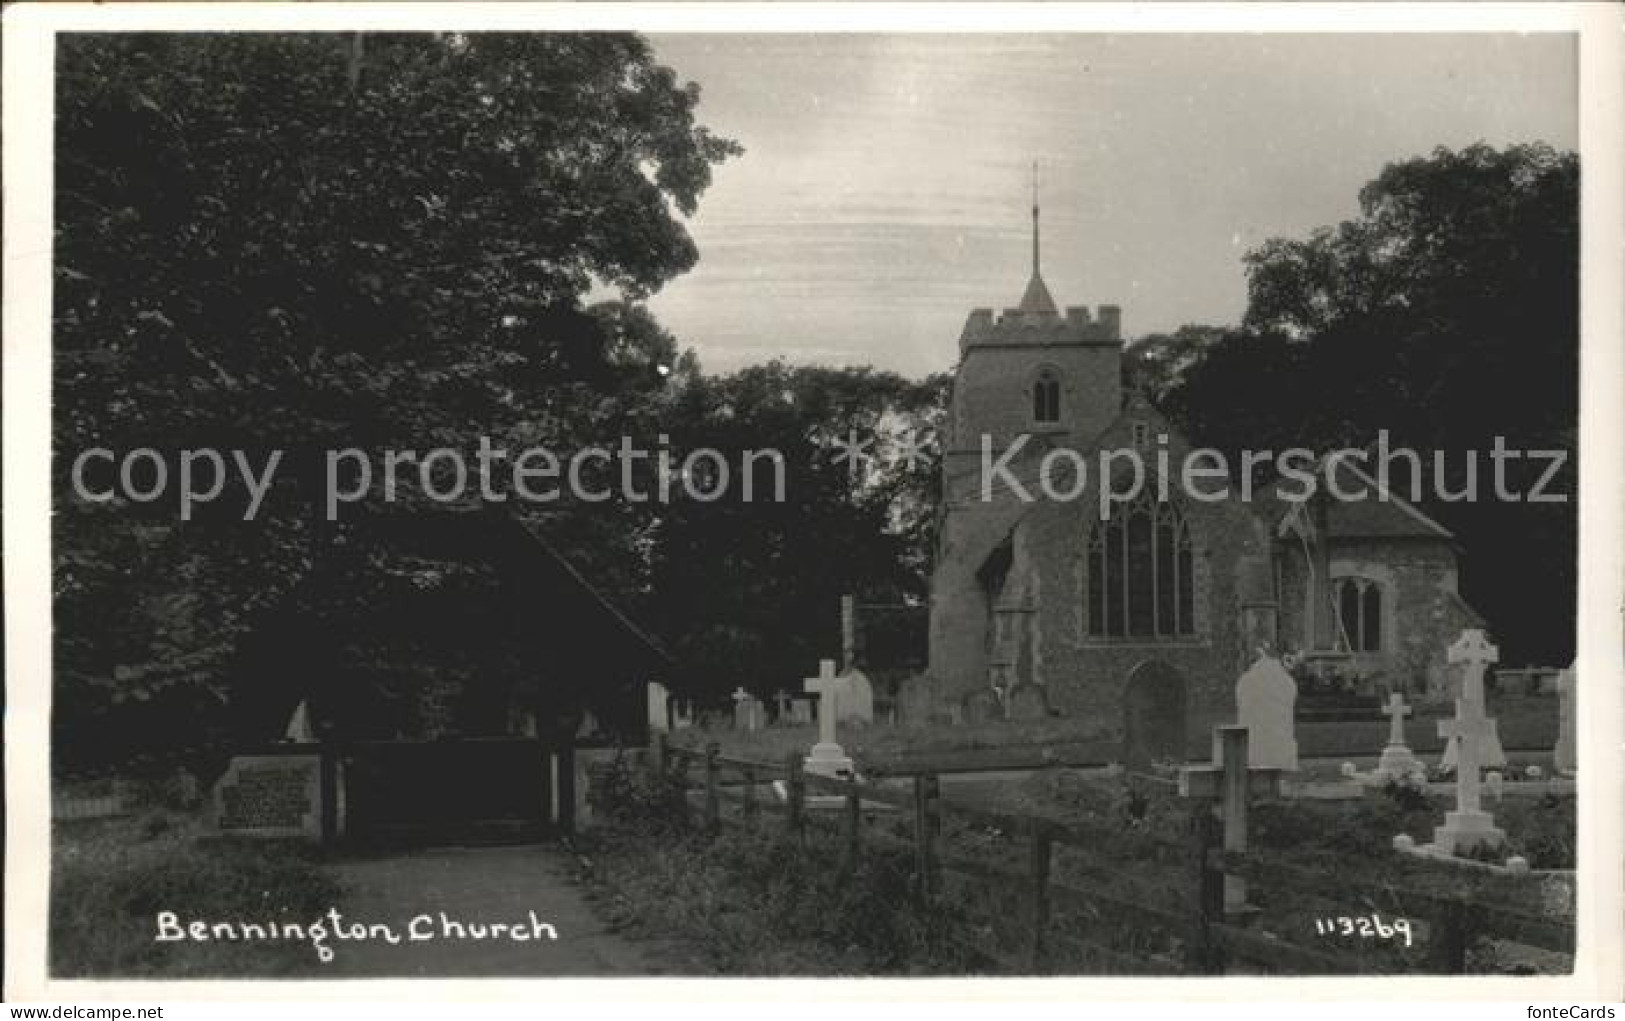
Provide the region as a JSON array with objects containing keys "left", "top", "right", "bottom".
[{"left": 1120, "top": 660, "right": 1187, "bottom": 769}]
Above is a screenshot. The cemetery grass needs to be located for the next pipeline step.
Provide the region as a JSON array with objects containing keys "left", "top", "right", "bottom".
[
  {"left": 51, "top": 811, "right": 343, "bottom": 977},
  {"left": 941, "top": 770, "right": 1573, "bottom": 973},
  {"left": 575, "top": 760, "right": 988, "bottom": 976}
]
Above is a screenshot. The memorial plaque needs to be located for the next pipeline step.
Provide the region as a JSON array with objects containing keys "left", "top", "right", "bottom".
[{"left": 210, "top": 754, "right": 322, "bottom": 839}]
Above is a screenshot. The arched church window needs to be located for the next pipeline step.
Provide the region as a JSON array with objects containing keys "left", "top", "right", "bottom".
[
  {"left": 1333, "top": 576, "right": 1384, "bottom": 652},
  {"left": 1087, "top": 491, "right": 1194, "bottom": 639},
  {"left": 1032, "top": 368, "right": 1061, "bottom": 424}
]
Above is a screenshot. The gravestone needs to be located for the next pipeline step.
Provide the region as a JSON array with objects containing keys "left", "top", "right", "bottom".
[
  {"left": 731, "top": 687, "right": 763, "bottom": 731},
  {"left": 647, "top": 681, "right": 671, "bottom": 734},
  {"left": 1553, "top": 663, "right": 1576, "bottom": 775},
  {"left": 1006, "top": 682, "right": 1050, "bottom": 722},
  {"left": 210, "top": 754, "right": 322, "bottom": 840},
  {"left": 1439, "top": 653, "right": 1507, "bottom": 771},
  {"left": 1121, "top": 661, "right": 1187, "bottom": 770},
  {"left": 962, "top": 687, "right": 1002, "bottom": 724},
  {"left": 1235, "top": 654, "right": 1298, "bottom": 771},
  {"left": 773, "top": 690, "right": 793, "bottom": 725},
  {"left": 803, "top": 659, "right": 854, "bottom": 779},
  {"left": 1432, "top": 629, "right": 1505, "bottom": 854},
  {"left": 835, "top": 667, "right": 875, "bottom": 724},
  {"left": 283, "top": 700, "right": 316, "bottom": 743},
  {"left": 1371, "top": 692, "right": 1423, "bottom": 783},
  {"left": 672, "top": 698, "right": 695, "bottom": 730},
  {"left": 788, "top": 696, "right": 813, "bottom": 726}
]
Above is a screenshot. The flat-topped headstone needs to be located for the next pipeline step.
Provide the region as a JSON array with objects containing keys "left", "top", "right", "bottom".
[
  {"left": 835, "top": 667, "right": 874, "bottom": 724},
  {"left": 1554, "top": 663, "right": 1576, "bottom": 775},
  {"left": 1235, "top": 654, "right": 1298, "bottom": 771},
  {"left": 647, "top": 681, "right": 671, "bottom": 734},
  {"left": 732, "top": 687, "right": 763, "bottom": 731},
  {"left": 210, "top": 754, "right": 322, "bottom": 840}
]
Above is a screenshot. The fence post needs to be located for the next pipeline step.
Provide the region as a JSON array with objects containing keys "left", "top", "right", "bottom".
[
  {"left": 1027, "top": 819, "right": 1053, "bottom": 973},
  {"left": 843, "top": 774, "right": 861, "bottom": 873},
  {"left": 784, "top": 752, "right": 805, "bottom": 841},
  {"left": 1428, "top": 900, "right": 1470, "bottom": 973},
  {"left": 704, "top": 743, "right": 720, "bottom": 835},
  {"left": 557, "top": 744, "right": 577, "bottom": 835},
  {"left": 742, "top": 764, "right": 758, "bottom": 828},
  {"left": 913, "top": 773, "right": 938, "bottom": 899},
  {"left": 1185, "top": 804, "right": 1224, "bottom": 974},
  {"left": 1217, "top": 726, "right": 1257, "bottom": 920}
]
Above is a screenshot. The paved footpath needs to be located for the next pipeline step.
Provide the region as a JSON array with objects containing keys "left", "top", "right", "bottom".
[{"left": 320, "top": 844, "right": 673, "bottom": 977}]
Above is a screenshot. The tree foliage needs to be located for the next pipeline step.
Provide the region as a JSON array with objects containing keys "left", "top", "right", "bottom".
[
  {"left": 53, "top": 33, "right": 739, "bottom": 763},
  {"left": 1162, "top": 143, "right": 1578, "bottom": 662}
]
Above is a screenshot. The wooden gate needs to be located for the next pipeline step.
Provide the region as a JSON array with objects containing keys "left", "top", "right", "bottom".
[{"left": 341, "top": 737, "right": 571, "bottom": 846}]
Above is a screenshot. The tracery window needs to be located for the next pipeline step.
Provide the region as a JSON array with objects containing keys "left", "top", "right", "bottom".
[
  {"left": 1087, "top": 492, "right": 1194, "bottom": 638},
  {"left": 1333, "top": 576, "right": 1384, "bottom": 652}
]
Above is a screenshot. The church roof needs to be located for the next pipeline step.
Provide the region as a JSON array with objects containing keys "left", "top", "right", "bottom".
[{"left": 1267, "top": 456, "right": 1455, "bottom": 541}]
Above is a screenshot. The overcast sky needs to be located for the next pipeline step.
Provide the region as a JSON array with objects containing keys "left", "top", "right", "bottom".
[{"left": 639, "top": 33, "right": 1576, "bottom": 379}]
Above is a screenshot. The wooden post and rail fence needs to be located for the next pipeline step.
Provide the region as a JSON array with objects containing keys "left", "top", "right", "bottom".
[{"left": 648, "top": 730, "right": 1572, "bottom": 976}]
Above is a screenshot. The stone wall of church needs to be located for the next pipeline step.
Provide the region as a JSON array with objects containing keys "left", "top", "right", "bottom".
[
  {"left": 998, "top": 408, "right": 1276, "bottom": 750},
  {"left": 1323, "top": 537, "right": 1477, "bottom": 701}
]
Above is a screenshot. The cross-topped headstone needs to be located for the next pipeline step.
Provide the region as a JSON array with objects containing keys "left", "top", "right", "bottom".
[
  {"left": 1371, "top": 692, "right": 1422, "bottom": 783},
  {"left": 802, "top": 659, "right": 854, "bottom": 779},
  {"left": 1383, "top": 693, "right": 1411, "bottom": 746},
  {"left": 1431, "top": 629, "right": 1505, "bottom": 853},
  {"left": 1180, "top": 725, "right": 1281, "bottom": 917}
]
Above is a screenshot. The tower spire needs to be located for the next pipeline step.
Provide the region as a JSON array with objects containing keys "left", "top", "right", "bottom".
[
  {"left": 1018, "top": 159, "right": 1057, "bottom": 316},
  {"left": 1031, "top": 160, "right": 1040, "bottom": 277}
]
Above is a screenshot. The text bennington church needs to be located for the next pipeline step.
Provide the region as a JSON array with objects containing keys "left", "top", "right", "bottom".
[{"left": 923, "top": 193, "right": 1482, "bottom": 767}]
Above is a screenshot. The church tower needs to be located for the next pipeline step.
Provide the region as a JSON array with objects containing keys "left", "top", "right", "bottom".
[
  {"left": 927, "top": 170, "right": 1126, "bottom": 707},
  {"left": 942, "top": 169, "right": 1124, "bottom": 503}
]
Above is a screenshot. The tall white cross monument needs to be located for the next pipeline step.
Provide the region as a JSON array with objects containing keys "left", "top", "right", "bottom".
[
  {"left": 1433, "top": 629, "right": 1506, "bottom": 854},
  {"left": 803, "top": 659, "right": 855, "bottom": 780}
]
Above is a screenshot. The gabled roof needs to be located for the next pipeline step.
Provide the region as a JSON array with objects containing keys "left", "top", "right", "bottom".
[{"left": 1268, "top": 455, "right": 1455, "bottom": 541}]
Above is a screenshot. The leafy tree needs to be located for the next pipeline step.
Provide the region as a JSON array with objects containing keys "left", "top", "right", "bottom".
[
  {"left": 52, "top": 33, "right": 738, "bottom": 765},
  {"left": 1166, "top": 143, "right": 1577, "bottom": 662},
  {"left": 644, "top": 362, "right": 947, "bottom": 699}
]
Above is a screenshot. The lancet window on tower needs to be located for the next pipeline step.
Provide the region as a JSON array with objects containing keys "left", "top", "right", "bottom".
[{"left": 1032, "top": 367, "right": 1062, "bottom": 424}]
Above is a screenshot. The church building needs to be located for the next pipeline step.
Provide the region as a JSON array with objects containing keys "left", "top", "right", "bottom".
[{"left": 924, "top": 193, "right": 1484, "bottom": 764}]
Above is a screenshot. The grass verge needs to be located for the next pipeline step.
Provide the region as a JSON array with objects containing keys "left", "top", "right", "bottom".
[{"left": 52, "top": 812, "right": 343, "bottom": 978}]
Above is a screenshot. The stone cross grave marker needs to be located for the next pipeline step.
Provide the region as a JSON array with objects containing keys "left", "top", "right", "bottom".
[
  {"left": 1440, "top": 645, "right": 1507, "bottom": 771},
  {"left": 1372, "top": 692, "right": 1422, "bottom": 782},
  {"left": 803, "top": 659, "right": 854, "bottom": 779},
  {"left": 1235, "top": 654, "right": 1298, "bottom": 771},
  {"left": 1432, "top": 629, "right": 1506, "bottom": 854},
  {"left": 1554, "top": 663, "right": 1576, "bottom": 775},
  {"left": 1179, "top": 725, "right": 1281, "bottom": 917}
]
